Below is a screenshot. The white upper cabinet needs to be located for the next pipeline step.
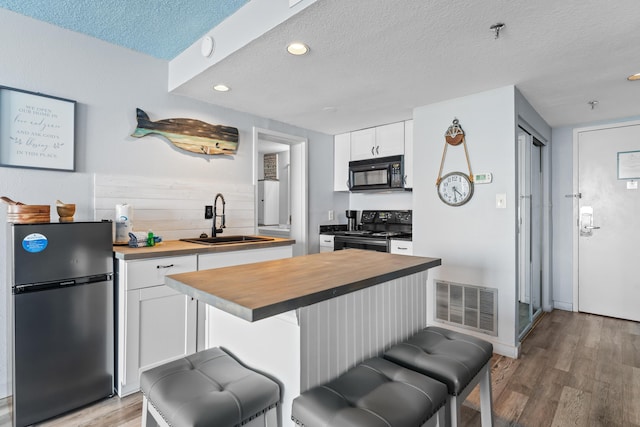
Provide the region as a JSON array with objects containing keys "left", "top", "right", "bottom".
[
  {"left": 334, "top": 133, "right": 350, "bottom": 192},
  {"left": 375, "top": 122, "right": 405, "bottom": 158},
  {"left": 350, "top": 128, "right": 376, "bottom": 160},
  {"left": 350, "top": 122, "right": 404, "bottom": 161},
  {"left": 404, "top": 120, "right": 414, "bottom": 189}
]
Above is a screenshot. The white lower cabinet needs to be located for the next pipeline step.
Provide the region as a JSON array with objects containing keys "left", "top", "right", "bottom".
[
  {"left": 116, "top": 255, "right": 198, "bottom": 397},
  {"left": 390, "top": 240, "right": 413, "bottom": 256},
  {"left": 116, "top": 246, "right": 294, "bottom": 397},
  {"left": 319, "top": 234, "right": 334, "bottom": 252}
]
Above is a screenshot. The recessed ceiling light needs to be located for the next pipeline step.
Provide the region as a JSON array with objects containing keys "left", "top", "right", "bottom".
[
  {"left": 213, "top": 84, "right": 230, "bottom": 92},
  {"left": 628, "top": 73, "right": 640, "bottom": 81},
  {"left": 287, "top": 42, "right": 309, "bottom": 56}
]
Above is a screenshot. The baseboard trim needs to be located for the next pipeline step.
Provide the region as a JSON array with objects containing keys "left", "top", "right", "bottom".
[{"left": 553, "top": 301, "right": 573, "bottom": 311}]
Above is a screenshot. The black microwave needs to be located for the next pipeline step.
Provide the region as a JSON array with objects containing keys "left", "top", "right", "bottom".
[{"left": 348, "top": 155, "right": 406, "bottom": 192}]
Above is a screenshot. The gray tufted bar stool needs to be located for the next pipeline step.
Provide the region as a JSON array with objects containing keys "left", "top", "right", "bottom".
[
  {"left": 140, "top": 347, "right": 280, "bottom": 427},
  {"left": 291, "top": 357, "right": 448, "bottom": 427},
  {"left": 384, "top": 326, "right": 494, "bottom": 427}
]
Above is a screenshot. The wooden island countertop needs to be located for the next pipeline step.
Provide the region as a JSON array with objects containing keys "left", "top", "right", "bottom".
[{"left": 165, "top": 249, "right": 441, "bottom": 322}]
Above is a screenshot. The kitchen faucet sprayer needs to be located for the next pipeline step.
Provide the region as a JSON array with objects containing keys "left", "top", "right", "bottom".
[{"left": 213, "top": 193, "right": 226, "bottom": 237}]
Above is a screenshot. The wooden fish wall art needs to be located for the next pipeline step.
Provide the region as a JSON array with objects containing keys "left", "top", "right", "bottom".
[{"left": 131, "top": 108, "right": 239, "bottom": 155}]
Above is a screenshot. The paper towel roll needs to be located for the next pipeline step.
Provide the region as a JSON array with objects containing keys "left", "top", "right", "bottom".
[{"left": 115, "top": 204, "right": 133, "bottom": 243}]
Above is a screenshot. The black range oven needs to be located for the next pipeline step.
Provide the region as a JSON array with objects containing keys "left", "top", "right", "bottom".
[{"left": 333, "top": 210, "right": 412, "bottom": 253}]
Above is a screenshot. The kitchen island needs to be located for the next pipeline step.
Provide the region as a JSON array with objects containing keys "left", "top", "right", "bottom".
[{"left": 165, "top": 249, "right": 441, "bottom": 426}]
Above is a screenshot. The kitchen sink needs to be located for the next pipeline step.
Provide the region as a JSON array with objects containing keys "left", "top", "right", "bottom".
[{"left": 180, "top": 235, "right": 274, "bottom": 245}]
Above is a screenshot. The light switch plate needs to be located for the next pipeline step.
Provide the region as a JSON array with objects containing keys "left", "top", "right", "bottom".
[
  {"left": 328, "top": 210, "right": 334, "bottom": 220},
  {"left": 496, "top": 194, "right": 507, "bottom": 209}
]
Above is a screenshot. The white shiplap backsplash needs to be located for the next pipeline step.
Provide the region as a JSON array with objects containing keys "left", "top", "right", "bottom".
[{"left": 94, "top": 174, "right": 255, "bottom": 241}]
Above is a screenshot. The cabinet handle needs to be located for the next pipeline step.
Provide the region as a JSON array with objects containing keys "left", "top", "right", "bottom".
[
  {"left": 376, "top": 146, "right": 379, "bottom": 155},
  {"left": 371, "top": 146, "right": 375, "bottom": 156},
  {"left": 397, "top": 247, "right": 408, "bottom": 250},
  {"left": 156, "top": 264, "right": 174, "bottom": 269}
]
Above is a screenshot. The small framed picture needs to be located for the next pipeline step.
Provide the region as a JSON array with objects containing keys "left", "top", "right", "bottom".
[
  {"left": 0, "top": 86, "right": 76, "bottom": 171},
  {"left": 617, "top": 150, "right": 640, "bottom": 180}
]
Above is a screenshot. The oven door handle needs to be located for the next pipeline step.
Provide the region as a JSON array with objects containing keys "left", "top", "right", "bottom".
[{"left": 334, "top": 236, "right": 389, "bottom": 247}]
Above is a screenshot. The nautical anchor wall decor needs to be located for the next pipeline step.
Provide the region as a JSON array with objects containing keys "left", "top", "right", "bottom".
[{"left": 131, "top": 108, "right": 239, "bottom": 155}]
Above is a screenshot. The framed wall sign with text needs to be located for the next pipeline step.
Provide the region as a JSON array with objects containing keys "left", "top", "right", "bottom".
[{"left": 0, "top": 86, "right": 76, "bottom": 171}]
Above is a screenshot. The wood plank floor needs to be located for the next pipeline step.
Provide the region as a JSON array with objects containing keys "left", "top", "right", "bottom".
[{"left": 1, "top": 310, "right": 638, "bottom": 426}]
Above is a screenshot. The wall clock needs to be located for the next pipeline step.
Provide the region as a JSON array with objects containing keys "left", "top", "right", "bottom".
[
  {"left": 437, "top": 171, "right": 474, "bottom": 206},
  {"left": 436, "top": 119, "right": 474, "bottom": 206}
]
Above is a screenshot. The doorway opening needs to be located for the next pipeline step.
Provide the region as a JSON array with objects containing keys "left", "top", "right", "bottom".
[
  {"left": 517, "top": 127, "right": 546, "bottom": 340},
  {"left": 253, "top": 128, "right": 308, "bottom": 256}
]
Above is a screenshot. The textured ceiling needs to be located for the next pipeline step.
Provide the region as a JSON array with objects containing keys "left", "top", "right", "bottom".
[
  {"left": 2, "top": 0, "right": 640, "bottom": 134},
  {"left": 0, "top": 0, "right": 249, "bottom": 60},
  {"left": 173, "top": 0, "right": 640, "bottom": 134}
]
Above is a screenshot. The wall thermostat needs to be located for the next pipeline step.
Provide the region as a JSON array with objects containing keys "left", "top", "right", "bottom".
[{"left": 473, "top": 172, "right": 493, "bottom": 184}]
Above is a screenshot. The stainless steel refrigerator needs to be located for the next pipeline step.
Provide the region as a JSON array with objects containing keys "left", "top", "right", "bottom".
[{"left": 11, "top": 221, "right": 114, "bottom": 427}]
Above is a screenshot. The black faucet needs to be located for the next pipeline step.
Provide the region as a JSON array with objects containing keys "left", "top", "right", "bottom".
[{"left": 212, "top": 193, "right": 226, "bottom": 237}]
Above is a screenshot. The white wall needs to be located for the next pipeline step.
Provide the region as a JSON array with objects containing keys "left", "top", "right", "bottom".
[
  {"left": 0, "top": 9, "right": 335, "bottom": 398},
  {"left": 413, "top": 86, "right": 522, "bottom": 356},
  {"left": 349, "top": 192, "right": 412, "bottom": 213},
  {"left": 550, "top": 126, "right": 575, "bottom": 310}
]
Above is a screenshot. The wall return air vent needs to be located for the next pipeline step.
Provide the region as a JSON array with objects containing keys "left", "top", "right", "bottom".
[{"left": 435, "top": 280, "right": 498, "bottom": 336}]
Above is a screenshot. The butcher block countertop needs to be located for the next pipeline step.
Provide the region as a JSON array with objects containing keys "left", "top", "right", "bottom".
[
  {"left": 165, "top": 249, "right": 441, "bottom": 322},
  {"left": 112, "top": 237, "right": 295, "bottom": 260}
]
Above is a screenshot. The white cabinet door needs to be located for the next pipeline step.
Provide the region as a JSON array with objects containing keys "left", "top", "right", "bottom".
[
  {"left": 121, "top": 285, "right": 196, "bottom": 396},
  {"left": 319, "top": 234, "right": 334, "bottom": 252},
  {"left": 375, "top": 122, "right": 405, "bottom": 158},
  {"left": 116, "top": 255, "right": 197, "bottom": 397},
  {"left": 334, "top": 133, "right": 350, "bottom": 191},
  {"left": 404, "top": 120, "right": 413, "bottom": 189},
  {"left": 350, "top": 128, "right": 377, "bottom": 161},
  {"left": 350, "top": 123, "right": 405, "bottom": 161},
  {"left": 390, "top": 240, "right": 413, "bottom": 256}
]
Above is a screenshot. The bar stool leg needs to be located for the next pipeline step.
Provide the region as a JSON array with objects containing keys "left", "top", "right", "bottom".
[
  {"left": 449, "top": 394, "right": 460, "bottom": 427},
  {"left": 265, "top": 406, "right": 278, "bottom": 427},
  {"left": 141, "top": 395, "right": 154, "bottom": 427},
  {"left": 479, "top": 364, "right": 494, "bottom": 427}
]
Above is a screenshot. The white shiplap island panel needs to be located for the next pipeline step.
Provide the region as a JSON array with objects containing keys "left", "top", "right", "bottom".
[{"left": 298, "top": 271, "right": 428, "bottom": 391}]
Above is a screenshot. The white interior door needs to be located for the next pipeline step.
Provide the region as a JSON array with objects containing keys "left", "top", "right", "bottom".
[{"left": 577, "top": 122, "right": 640, "bottom": 321}]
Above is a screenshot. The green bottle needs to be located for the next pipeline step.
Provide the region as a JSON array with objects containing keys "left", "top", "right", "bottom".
[{"left": 147, "top": 230, "right": 155, "bottom": 247}]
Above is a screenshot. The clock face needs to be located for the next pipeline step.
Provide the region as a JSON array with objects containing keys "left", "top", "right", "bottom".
[{"left": 437, "top": 172, "right": 474, "bottom": 206}]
